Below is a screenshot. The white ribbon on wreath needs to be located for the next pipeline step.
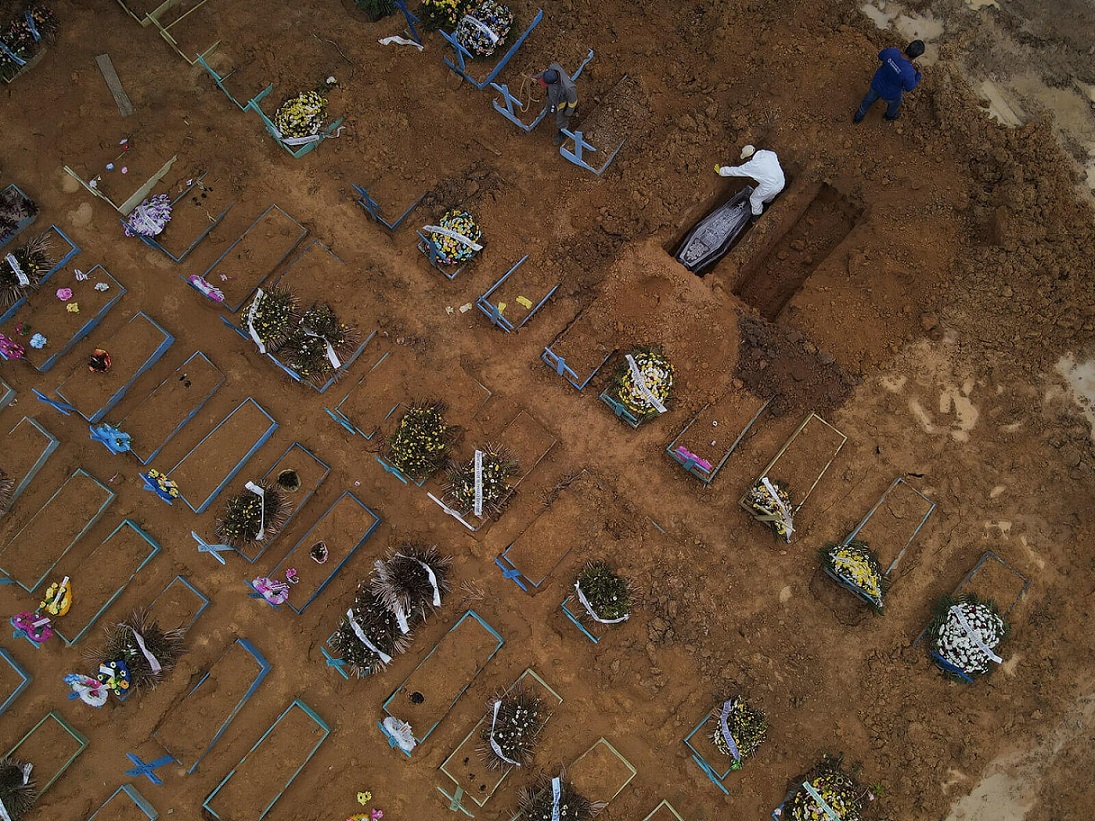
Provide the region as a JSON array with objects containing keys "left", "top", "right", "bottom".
[
  {"left": 4, "top": 253, "right": 28, "bottom": 287},
  {"left": 624, "top": 353, "right": 668, "bottom": 414},
  {"left": 488, "top": 700, "right": 522, "bottom": 766},
  {"left": 128, "top": 626, "right": 163, "bottom": 674},
  {"left": 573, "top": 580, "right": 629, "bottom": 625},
  {"left": 347, "top": 608, "right": 392, "bottom": 664},
  {"left": 422, "top": 224, "right": 484, "bottom": 251},
  {"left": 950, "top": 605, "right": 1004, "bottom": 664}
]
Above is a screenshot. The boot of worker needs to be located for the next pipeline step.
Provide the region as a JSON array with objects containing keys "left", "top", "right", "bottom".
[{"left": 553, "top": 130, "right": 566, "bottom": 146}]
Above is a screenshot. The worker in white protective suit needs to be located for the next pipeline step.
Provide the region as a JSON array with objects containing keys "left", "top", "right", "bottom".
[{"left": 714, "top": 145, "right": 786, "bottom": 221}]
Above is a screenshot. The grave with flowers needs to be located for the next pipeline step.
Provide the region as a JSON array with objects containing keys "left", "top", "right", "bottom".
[
  {"left": 438, "top": 0, "right": 542, "bottom": 91},
  {"left": 599, "top": 347, "right": 675, "bottom": 428},
  {"left": 81, "top": 605, "right": 187, "bottom": 704},
  {"left": 0, "top": 225, "right": 81, "bottom": 324},
  {"left": 232, "top": 241, "right": 375, "bottom": 391},
  {"left": 0, "top": 183, "right": 39, "bottom": 250},
  {"left": 324, "top": 543, "right": 452, "bottom": 679},
  {"left": 740, "top": 413, "right": 847, "bottom": 544},
  {"left": 509, "top": 738, "right": 636, "bottom": 821},
  {"left": 561, "top": 560, "right": 633, "bottom": 644},
  {"left": 247, "top": 85, "right": 345, "bottom": 158},
  {"left": 436, "top": 667, "right": 563, "bottom": 815},
  {"left": 0, "top": 262, "right": 124, "bottom": 372},
  {"left": 772, "top": 754, "right": 875, "bottom": 820},
  {"left": 377, "top": 609, "right": 504, "bottom": 757},
  {"left": 184, "top": 204, "right": 308, "bottom": 311},
  {"left": 819, "top": 477, "right": 936, "bottom": 613},
  {"left": 667, "top": 390, "right": 769, "bottom": 484},
  {"left": 418, "top": 208, "right": 486, "bottom": 280},
  {"left": 0, "top": 4, "right": 59, "bottom": 85},
  {"left": 915, "top": 551, "right": 1028, "bottom": 684},
  {"left": 684, "top": 696, "right": 767, "bottom": 794},
  {"left": 119, "top": 173, "right": 232, "bottom": 262}
]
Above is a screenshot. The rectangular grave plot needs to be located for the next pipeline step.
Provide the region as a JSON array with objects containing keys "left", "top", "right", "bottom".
[
  {"left": 146, "top": 575, "right": 209, "bottom": 633},
  {"left": 203, "top": 700, "right": 329, "bottom": 820},
  {"left": 741, "top": 413, "right": 846, "bottom": 527},
  {"left": 956, "top": 551, "right": 1030, "bottom": 616},
  {"left": 267, "top": 492, "right": 381, "bottom": 613},
  {"left": 197, "top": 206, "right": 307, "bottom": 312},
  {"left": 168, "top": 398, "right": 278, "bottom": 513},
  {"left": 0, "top": 225, "right": 82, "bottom": 325},
  {"left": 56, "top": 312, "right": 174, "bottom": 423},
  {"left": 0, "top": 264, "right": 125, "bottom": 372},
  {"left": 0, "top": 469, "right": 115, "bottom": 592},
  {"left": 500, "top": 489, "right": 591, "bottom": 590},
  {"left": 843, "top": 478, "right": 935, "bottom": 577},
  {"left": 55, "top": 520, "right": 161, "bottom": 645},
  {"left": 154, "top": 638, "right": 271, "bottom": 773},
  {"left": 497, "top": 409, "right": 556, "bottom": 486},
  {"left": 382, "top": 610, "right": 504, "bottom": 749},
  {"left": 0, "top": 648, "right": 30, "bottom": 715},
  {"left": 670, "top": 392, "right": 770, "bottom": 483},
  {"left": 136, "top": 176, "right": 232, "bottom": 263},
  {"left": 643, "top": 801, "right": 685, "bottom": 821},
  {"left": 121, "top": 352, "right": 225, "bottom": 464},
  {"left": 153, "top": 0, "right": 222, "bottom": 64},
  {"left": 568, "top": 738, "right": 638, "bottom": 806},
  {"left": 89, "top": 784, "right": 158, "bottom": 820},
  {"left": 542, "top": 308, "right": 615, "bottom": 390},
  {"left": 1, "top": 377, "right": 14, "bottom": 410},
  {"left": 1, "top": 416, "right": 59, "bottom": 513},
  {"left": 326, "top": 350, "right": 406, "bottom": 439},
  {"left": 477, "top": 256, "right": 558, "bottom": 332},
  {"left": 439, "top": 668, "right": 563, "bottom": 810},
  {"left": 233, "top": 444, "right": 331, "bottom": 563},
  {"left": 4, "top": 712, "right": 88, "bottom": 796}
]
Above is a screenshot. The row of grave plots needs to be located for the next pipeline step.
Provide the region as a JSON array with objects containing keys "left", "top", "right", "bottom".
[{"left": 103, "top": 0, "right": 646, "bottom": 172}]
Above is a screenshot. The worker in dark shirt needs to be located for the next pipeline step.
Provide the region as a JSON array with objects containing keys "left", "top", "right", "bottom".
[
  {"left": 536, "top": 64, "right": 578, "bottom": 146},
  {"left": 853, "top": 40, "right": 925, "bottom": 123}
]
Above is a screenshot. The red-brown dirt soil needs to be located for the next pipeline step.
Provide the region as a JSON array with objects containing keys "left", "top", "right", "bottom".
[{"left": 1, "top": 0, "right": 1094, "bottom": 819}]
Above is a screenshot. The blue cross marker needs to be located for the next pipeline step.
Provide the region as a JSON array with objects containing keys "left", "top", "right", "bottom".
[
  {"left": 493, "top": 558, "right": 527, "bottom": 591},
  {"left": 125, "top": 752, "right": 174, "bottom": 785},
  {"left": 190, "top": 531, "right": 231, "bottom": 565},
  {"left": 33, "top": 389, "right": 76, "bottom": 416}
]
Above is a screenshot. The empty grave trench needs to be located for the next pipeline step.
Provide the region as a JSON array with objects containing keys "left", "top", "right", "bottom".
[{"left": 733, "top": 183, "right": 864, "bottom": 320}]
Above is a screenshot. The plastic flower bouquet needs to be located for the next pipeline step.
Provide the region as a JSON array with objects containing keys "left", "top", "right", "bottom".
[
  {"left": 145, "top": 469, "right": 179, "bottom": 499},
  {"left": 273, "top": 91, "right": 328, "bottom": 140},
  {"left": 455, "top": 0, "right": 514, "bottom": 58},
  {"left": 383, "top": 401, "right": 458, "bottom": 483},
  {"left": 444, "top": 444, "right": 518, "bottom": 517},
  {"left": 710, "top": 697, "right": 767, "bottom": 766},
  {"left": 123, "top": 193, "right": 172, "bottom": 237},
  {"left": 428, "top": 209, "right": 482, "bottom": 264},
  {"left": 821, "top": 540, "right": 888, "bottom": 612},
  {"left": 611, "top": 347, "right": 674, "bottom": 423},
  {"left": 927, "top": 593, "right": 1009, "bottom": 680},
  {"left": 97, "top": 609, "right": 186, "bottom": 691}
]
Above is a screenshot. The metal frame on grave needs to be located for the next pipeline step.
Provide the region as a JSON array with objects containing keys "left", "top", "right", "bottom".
[
  {"left": 440, "top": 9, "right": 544, "bottom": 90},
  {"left": 491, "top": 49, "right": 594, "bottom": 132}
]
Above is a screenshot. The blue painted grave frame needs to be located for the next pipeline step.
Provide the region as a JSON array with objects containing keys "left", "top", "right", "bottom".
[
  {"left": 323, "top": 350, "right": 393, "bottom": 438},
  {"left": 202, "top": 699, "right": 330, "bottom": 820},
  {"left": 440, "top": 9, "right": 543, "bottom": 90},
  {"left": 667, "top": 397, "right": 770, "bottom": 484},
  {"left": 559, "top": 126, "right": 625, "bottom": 177},
  {"left": 245, "top": 86, "right": 345, "bottom": 158},
  {"left": 378, "top": 609, "right": 504, "bottom": 757},
  {"left": 476, "top": 255, "right": 559, "bottom": 332},
  {"left": 4, "top": 712, "right": 88, "bottom": 795},
  {"left": 264, "top": 491, "right": 382, "bottom": 614},
  {"left": 186, "top": 205, "right": 308, "bottom": 312},
  {"left": 153, "top": 638, "right": 271, "bottom": 773},
  {"left": 0, "top": 224, "right": 81, "bottom": 324},
  {"left": 0, "top": 377, "right": 14, "bottom": 410},
  {"left": 149, "top": 575, "right": 210, "bottom": 632},
  {"left": 55, "top": 519, "right": 162, "bottom": 645},
  {"left": 560, "top": 595, "right": 605, "bottom": 644},
  {"left": 353, "top": 183, "right": 424, "bottom": 232},
  {"left": 683, "top": 707, "right": 740, "bottom": 795},
  {"left": 167, "top": 397, "right": 279, "bottom": 513},
  {"left": 0, "top": 647, "right": 30, "bottom": 715},
  {"left": 127, "top": 351, "right": 226, "bottom": 465},
  {"left": 0, "top": 468, "right": 115, "bottom": 593},
  {"left": 54, "top": 311, "right": 175, "bottom": 423},
  {"left": 90, "top": 784, "right": 158, "bottom": 820},
  {"left": 119, "top": 175, "right": 233, "bottom": 262},
  {"left": 2, "top": 416, "right": 59, "bottom": 512},
  {"left": 541, "top": 343, "right": 614, "bottom": 391}
]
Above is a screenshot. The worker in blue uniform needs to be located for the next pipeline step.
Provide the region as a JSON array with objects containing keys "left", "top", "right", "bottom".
[{"left": 853, "top": 40, "right": 925, "bottom": 123}]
